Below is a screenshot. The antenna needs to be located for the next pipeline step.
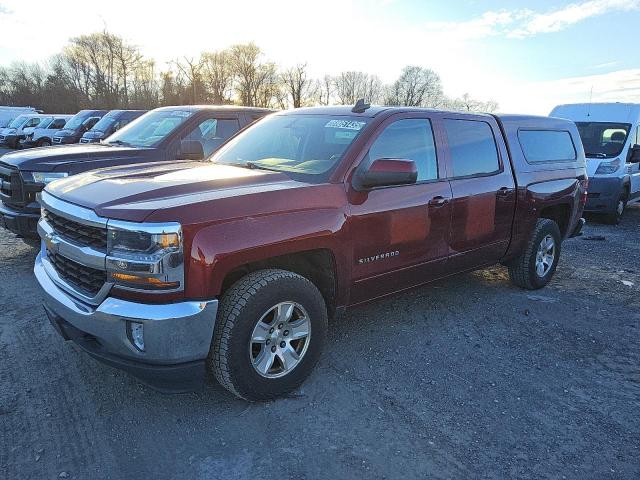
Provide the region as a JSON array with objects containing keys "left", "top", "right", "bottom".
[
  {"left": 587, "top": 85, "right": 593, "bottom": 117},
  {"left": 352, "top": 98, "right": 370, "bottom": 114}
]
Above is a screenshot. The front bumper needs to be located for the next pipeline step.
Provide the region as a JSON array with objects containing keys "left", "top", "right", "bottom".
[
  {"left": 585, "top": 176, "right": 624, "bottom": 214},
  {"left": 0, "top": 201, "right": 40, "bottom": 237},
  {"left": 0, "top": 134, "right": 18, "bottom": 147},
  {"left": 53, "top": 136, "right": 77, "bottom": 145},
  {"left": 35, "top": 252, "right": 219, "bottom": 392}
]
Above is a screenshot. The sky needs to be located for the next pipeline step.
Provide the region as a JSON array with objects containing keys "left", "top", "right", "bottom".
[{"left": 0, "top": 0, "right": 639, "bottom": 114}]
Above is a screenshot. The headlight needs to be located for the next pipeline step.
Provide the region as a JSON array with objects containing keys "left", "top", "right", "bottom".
[
  {"left": 6, "top": 128, "right": 16, "bottom": 134},
  {"left": 595, "top": 158, "right": 621, "bottom": 175},
  {"left": 106, "top": 221, "right": 183, "bottom": 291},
  {"left": 30, "top": 172, "right": 68, "bottom": 184}
]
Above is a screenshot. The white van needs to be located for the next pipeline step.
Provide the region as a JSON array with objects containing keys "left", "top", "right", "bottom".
[
  {"left": 0, "top": 113, "right": 49, "bottom": 148},
  {"left": 0, "top": 107, "right": 38, "bottom": 129},
  {"left": 550, "top": 103, "right": 640, "bottom": 224}
]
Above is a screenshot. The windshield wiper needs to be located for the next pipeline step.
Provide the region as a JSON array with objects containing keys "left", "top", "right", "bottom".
[
  {"left": 585, "top": 152, "right": 608, "bottom": 158},
  {"left": 245, "top": 161, "right": 282, "bottom": 172}
]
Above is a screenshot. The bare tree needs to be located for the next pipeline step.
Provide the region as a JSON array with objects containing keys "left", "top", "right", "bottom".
[
  {"left": 445, "top": 93, "right": 499, "bottom": 113},
  {"left": 315, "top": 75, "right": 333, "bottom": 105},
  {"left": 281, "top": 63, "right": 314, "bottom": 108},
  {"left": 333, "top": 71, "right": 382, "bottom": 105},
  {"left": 229, "top": 43, "right": 278, "bottom": 107},
  {"left": 200, "top": 50, "right": 234, "bottom": 104},
  {"left": 385, "top": 66, "right": 444, "bottom": 107},
  {"left": 173, "top": 57, "right": 203, "bottom": 104}
]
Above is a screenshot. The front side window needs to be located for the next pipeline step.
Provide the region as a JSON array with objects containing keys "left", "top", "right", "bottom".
[
  {"left": 183, "top": 118, "right": 240, "bottom": 157},
  {"left": 444, "top": 119, "right": 500, "bottom": 178},
  {"left": 50, "top": 118, "right": 67, "bottom": 129},
  {"left": 213, "top": 114, "right": 370, "bottom": 182},
  {"left": 576, "top": 122, "right": 631, "bottom": 159},
  {"left": 366, "top": 119, "right": 438, "bottom": 182},
  {"left": 518, "top": 130, "right": 576, "bottom": 163},
  {"left": 105, "top": 109, "right": 194, "bottom": 147}
]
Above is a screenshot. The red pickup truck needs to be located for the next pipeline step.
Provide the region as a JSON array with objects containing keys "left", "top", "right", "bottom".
[{"left": 35, "top": 104, "right": 587, "bottom": 400}]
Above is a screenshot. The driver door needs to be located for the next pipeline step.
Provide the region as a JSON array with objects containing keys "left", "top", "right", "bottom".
[{"left": 347, "top": 114, "right": 452, "bottom": 305}]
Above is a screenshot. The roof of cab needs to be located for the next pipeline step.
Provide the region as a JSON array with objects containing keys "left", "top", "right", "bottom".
[
  {"left": 550, "top": 103, "right": 640, "bottom": 123},
  {"left": 277, "top": 105, "right": 499, "bottom": 118},
  {"left": 155, "top": 105, "right": 274, "bottom": 113}
]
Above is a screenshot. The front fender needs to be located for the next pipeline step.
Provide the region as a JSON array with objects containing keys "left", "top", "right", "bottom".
[{"left": 185, "top": 208, "right": 350, "bottom": 301}]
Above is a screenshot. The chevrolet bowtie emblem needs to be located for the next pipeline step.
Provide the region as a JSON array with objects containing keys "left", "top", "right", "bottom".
[{"left": 45, "top": 233, "right": 60, "bottom": 253}]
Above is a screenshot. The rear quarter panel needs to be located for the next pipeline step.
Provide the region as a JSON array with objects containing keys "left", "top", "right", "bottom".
[{"left": 496, "top": 115, "right": 587, "bottom": 261}]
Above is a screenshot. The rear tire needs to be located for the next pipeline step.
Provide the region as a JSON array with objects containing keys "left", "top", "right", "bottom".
[
  {"left": 209, "top": 269, "right": 328, "bottom": 401},
  {"left": 508, "top": 218, "right": 562, "bottom": 290},
  {"left": 37, "top": 139, "right": 51, "bottom": 147}
]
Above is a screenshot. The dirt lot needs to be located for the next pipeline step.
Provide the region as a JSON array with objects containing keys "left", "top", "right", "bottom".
[{"left": 0, "top": 190, "right": 639, "bottom": 478}]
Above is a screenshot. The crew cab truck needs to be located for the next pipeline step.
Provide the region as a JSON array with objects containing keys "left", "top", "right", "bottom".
[
  {"left": 0, "top": 106, "right": 272, "bottom": 241},
  {"left": 34, "top": 105, "right": 586, "bottom": 400},
  {"left": 550, "top": 103, "right": 640, "bottom": 224},
  {"left": 79, "top": 109, "right": 147, "bottom": 144}
]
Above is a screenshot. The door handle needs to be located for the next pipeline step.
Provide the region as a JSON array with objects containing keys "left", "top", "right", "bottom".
[
  {"left": 497, "top": 187, "right": 510, "bottom": 197},
  {"left": 428, "top": 196, "right": 448, "bottom": 207}
]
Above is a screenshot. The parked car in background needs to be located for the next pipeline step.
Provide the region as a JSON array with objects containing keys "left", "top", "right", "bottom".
[
  {"left": 0, "top": 113, "right": 51, "bottom": 148},
  {"left": 79, "top": 110, "right": 147, "bottom": 144},
  {"left": 52, "top": 110, "right": 108, "bottom": 145},
  {"left": 0, "top": 106, "right": 39, "bottom": 129},
  {"left": 19, "top": 115, "right": 73, "bottom": 148},
  {"left": 0, "top": 106, "right": 272, "bottom": 241},
  {"left": 550, "top": 103, "right": 640, "bottom": 224},
  {"left": 34, "top": 105, "right": 586, "bottom": 400}
]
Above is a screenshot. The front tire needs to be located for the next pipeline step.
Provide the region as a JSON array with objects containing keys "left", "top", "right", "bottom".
[
  {"left": 604, "top": 193, "right": 627, "bottom": 225},
  {"left": 209, "top": 269, "right": 328, "bottom": 401},
  {"left": 37, "top": 139, "right": 51, "bottom": 147},
  {"left": 508, "top": 218, "right": 562, "bottom": 290}
]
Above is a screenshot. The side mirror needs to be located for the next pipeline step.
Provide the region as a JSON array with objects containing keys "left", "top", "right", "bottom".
[
  {"left": 177, "top": 140, "right": 205, "bottom": 160},
  {"left": 354, "top": 158, "right": 418, "bottom": 190},
  {"left": 629, "top": 144, "right": 640, "bottom": 163}
]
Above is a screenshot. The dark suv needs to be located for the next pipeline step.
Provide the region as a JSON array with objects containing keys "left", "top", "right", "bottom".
[
  {"left": 52, "top": 110, "right": 108, "bottom": 145},
  {"left": 0, "top": 106, "right": 272, "bottom": 240}
]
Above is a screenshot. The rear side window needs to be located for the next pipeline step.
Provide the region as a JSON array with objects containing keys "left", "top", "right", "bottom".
[
  {"left": 368, "top": 119, "right": 438, "bottom": 181},
  {"left": 444, "top": 119, "right": 500, "bottom": 177},
  {"left": 518, "top": 130, "right": 576, "bottom": 163}
]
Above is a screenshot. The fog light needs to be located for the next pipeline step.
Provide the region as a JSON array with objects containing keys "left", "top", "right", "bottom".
[{"left": 128, "top": 322, "right": 145, "bottom": 351}]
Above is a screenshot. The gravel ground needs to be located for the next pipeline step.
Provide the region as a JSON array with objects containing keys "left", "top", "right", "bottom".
[{"left": 0, "top": 197, "right": 639, "bottom": 479}]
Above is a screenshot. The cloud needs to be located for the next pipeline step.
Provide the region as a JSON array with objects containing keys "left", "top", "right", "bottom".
[
  {"left": 0, "top": 4, "right": 12, "bottom": 15},
  {"left": 425, "top": 0, "right": 640, "bottom": 40},
  {"left": 494, "top": 69, "right": 640, "bottom": 114}
]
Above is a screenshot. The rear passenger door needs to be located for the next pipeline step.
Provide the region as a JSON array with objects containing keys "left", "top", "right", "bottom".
[
  {"left": 442, "top": 115, "right": 516, "bottom": 271},
  {"left": 348, "top": 114, "right": 452, "bottom": 304}
]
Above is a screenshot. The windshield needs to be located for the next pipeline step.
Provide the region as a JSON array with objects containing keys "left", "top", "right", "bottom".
[
  {"left": 89, "top": 113, "right": 119, "bottom": 133},
  {"left": 576, "top": 122, "right": 631, "bottom": 159},
  {"left": 105, "top": 109, "right": 194, "bottom": 147},
  {"left": 64, "top": 112, "right": 90, "bottom": 130},
  {"left": 8, "top": 116, "right": 28, "bottom": 128},
  {"left": 212, "top": 114, "right": 369, "bottom": 182}
]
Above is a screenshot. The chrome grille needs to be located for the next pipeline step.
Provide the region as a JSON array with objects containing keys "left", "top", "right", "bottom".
[
  {"left": 43, "top": 209, "right": 107, "bottom": 249},
  {"left": 47, "top": 250, "right": 106, "bottom": 296}
]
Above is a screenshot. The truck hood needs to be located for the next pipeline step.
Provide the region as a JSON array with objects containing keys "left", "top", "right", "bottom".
[
  {"left": 45, "top": 161, "right": 302, "bottom": 222},
  {"left": 0, "top": 144, "right": 151, "bottom": 171}
]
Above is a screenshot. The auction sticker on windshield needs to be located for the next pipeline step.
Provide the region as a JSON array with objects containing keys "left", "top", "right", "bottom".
[{"left": 325, "top": 119, "right": 366, "bottom": 130}]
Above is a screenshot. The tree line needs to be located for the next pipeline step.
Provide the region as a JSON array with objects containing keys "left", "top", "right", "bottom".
[{"left": 0, "top": 31, "right": 498, "bottom": 114}]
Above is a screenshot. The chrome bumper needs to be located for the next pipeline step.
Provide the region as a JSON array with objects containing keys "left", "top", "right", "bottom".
[{"left": 35, "top": 252, "right": 218, "bottom": 364}]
